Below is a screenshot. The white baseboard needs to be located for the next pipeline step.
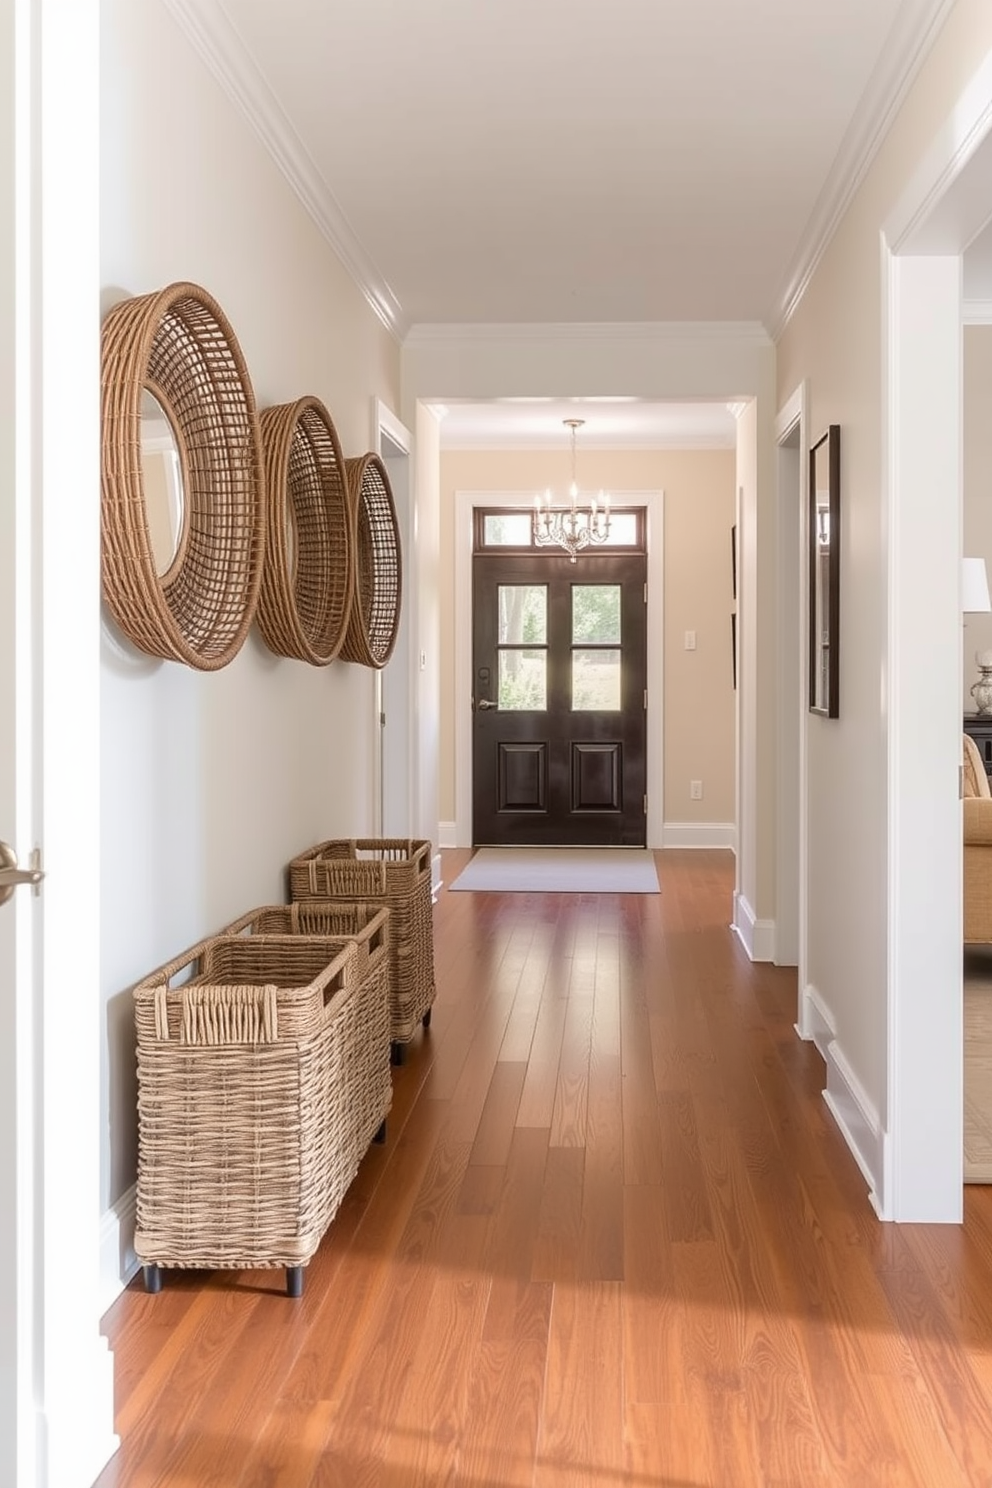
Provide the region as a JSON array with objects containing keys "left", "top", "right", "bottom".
[
  {"left": 661, "top": 821, "right": 737, "bottom": 851},
  {"left": 731, "top": 891, "right": 776, "bottom": 962},
  {"left": 796, "top": 981, "right": 836, "bottom": 1058},
  {"left": 99, "top": 1182, "right": 139, "bottom": 1316},
  {"left": 822, "top": 1037, "right": 887, "bottom": 1214},
  {"left": 438, "top": 821, "right": 457, "bottom": 849}
]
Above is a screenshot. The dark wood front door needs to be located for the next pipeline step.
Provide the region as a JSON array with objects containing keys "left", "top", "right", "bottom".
[{"left": 472, "top": 549, "right": 648, "bottom": 846}]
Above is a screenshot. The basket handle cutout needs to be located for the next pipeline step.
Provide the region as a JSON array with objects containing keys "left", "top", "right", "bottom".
[
  {"left": 322, "top": 967, "right": 347, "bottom": 1008},
  {"left": 178, "top": 983, "right": 279, "bottom": 1045}
]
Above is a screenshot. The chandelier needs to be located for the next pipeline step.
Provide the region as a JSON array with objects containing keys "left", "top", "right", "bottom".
[{"left": 533, "top": 417, "right": 611, "bottom": 563}]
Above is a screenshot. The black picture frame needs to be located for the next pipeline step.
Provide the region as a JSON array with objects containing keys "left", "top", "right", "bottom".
[
  {"left": 809, "top": 424, "right": 840, "bottom": 718},
  {"left": 731, "top": 523, "right": 737, "bottom": 601}
]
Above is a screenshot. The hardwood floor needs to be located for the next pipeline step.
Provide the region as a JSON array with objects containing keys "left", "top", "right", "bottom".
[{"left": 94, "top": 849, "right": 992, "bottom": 1487}]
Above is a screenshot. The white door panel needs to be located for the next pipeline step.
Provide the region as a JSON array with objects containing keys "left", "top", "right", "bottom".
[{"left": 1, "top": 3, "right": 116, "bottom": 1483}]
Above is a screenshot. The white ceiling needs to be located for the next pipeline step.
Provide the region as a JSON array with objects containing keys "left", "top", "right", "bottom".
[{"left": 168, "top": 0, "right": 956, "bottom": 445}]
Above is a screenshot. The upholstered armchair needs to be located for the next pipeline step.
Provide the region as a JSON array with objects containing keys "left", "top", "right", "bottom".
[{"left": 964, "top": 733, "right": 992, "bottom": 943}]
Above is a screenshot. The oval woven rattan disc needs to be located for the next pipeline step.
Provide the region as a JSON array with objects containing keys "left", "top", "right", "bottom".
[
  {"left": 341, "top": 453, "right": 402, "bottom": 669},
  {"left": 256, "top": 398, "right": 354, "bottom": 665},
  {"left": 100, "top": 282, "right": 265, "bottom": 670}
]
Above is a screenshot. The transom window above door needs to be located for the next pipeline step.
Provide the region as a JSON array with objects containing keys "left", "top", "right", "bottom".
[{"left": 475, "top": 507, "right": 644, "bottom": 552}]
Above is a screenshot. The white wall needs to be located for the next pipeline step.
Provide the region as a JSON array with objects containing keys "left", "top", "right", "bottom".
[
  {"left": 99, "top": 0, "right": 401, "bottom": 1288},
  {"left": 777, "top": 0, "right": 992, "bottom": 1214}
]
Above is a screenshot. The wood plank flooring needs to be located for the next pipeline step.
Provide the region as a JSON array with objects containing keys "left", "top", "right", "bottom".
[{"left": 94, "top": 849, "right": 992, "bottom": 1487}]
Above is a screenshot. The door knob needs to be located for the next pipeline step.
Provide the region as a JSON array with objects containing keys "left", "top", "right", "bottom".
[
  {"left": 0, "top": 841, "right": 45, "bottom": 906},
  {"left": 476, "top": 699, "right": 498, "bottom": 710}
]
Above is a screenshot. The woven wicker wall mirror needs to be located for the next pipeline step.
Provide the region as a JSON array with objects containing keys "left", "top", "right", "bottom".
[
  {"left": 140, "top": 385, "right": 188, "bottom": 582},
  {"left": 101, "top": 282, "right": 265, "bottom": 670},
  {"left": 257, "top": 397, "right": 354, "bottom": 665},
  {"left": 341, "top": 453, "right": 402, "bottom": 670}
]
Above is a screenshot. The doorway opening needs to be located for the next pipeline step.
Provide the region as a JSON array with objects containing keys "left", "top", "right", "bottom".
[
  {"left": 454, "top": 488, "right": 666, "bottom": 849},
  {"left": 471, "top": 519, "right": 648, "bottom": 846},
  {"left": 774, "top": 384, "right": 808, "bottom": 1019}
]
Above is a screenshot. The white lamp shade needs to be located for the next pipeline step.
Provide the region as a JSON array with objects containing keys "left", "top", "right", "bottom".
[{"left": 963, "top": 556, "right": 991, "bottom": 613}]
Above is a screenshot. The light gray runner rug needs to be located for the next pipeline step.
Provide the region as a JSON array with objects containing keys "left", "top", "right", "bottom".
[{"left": 449, "top": 847, "right": 660, "bottom": 894}]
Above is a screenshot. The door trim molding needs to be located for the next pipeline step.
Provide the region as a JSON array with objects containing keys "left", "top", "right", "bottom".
[{"left": 454, "top": 489, "right": 665, "bottom": 848}]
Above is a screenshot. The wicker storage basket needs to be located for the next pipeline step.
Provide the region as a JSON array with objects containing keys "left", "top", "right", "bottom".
[
  {"left": 288, "top": 839, "right": 435, "bottom": 1056},
  {"left": 133, "top": 932, "right": 391, "bottom": 1295},
  {"left": 224, "top": 900, "right": 389, "bottom": 958}
]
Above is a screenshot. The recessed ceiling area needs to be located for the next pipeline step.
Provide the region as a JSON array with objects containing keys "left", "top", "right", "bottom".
[{"left": 435, "top": 398, "right": 739, "bottom": 450}]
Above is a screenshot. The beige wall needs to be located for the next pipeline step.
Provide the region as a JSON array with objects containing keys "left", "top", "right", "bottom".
[
  {"left": 964, "top": 325, "right": 992, "bottom": 705},
  {"left": 777, "top": 0, "right": 992, "bottom": 1119},
  {"left": 100, "top": 0, "right": 400, "bottom": 1245},
  {"left": 438, "top": 447, "right": 736, "bottom": 833}
]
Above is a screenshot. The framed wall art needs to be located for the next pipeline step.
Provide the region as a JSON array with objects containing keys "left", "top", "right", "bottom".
[{"left": 809, "top": 424, "right": 840, "bottom": 717}]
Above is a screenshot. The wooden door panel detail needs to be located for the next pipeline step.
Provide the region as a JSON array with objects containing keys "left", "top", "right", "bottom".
[
  {"left": 570, "top": 742, "right": 621, "bottom": 812},
  {"left": 498, "top": 743, "right": 548, "bottom": 813}
]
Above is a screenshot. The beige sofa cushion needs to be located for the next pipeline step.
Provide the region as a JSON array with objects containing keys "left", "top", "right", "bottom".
[{"left": 965, "top": 733, "right": 990, "bottom": 800}]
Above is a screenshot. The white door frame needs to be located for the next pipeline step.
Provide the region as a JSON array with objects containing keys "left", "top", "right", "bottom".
[
  {"left": 880, "top": 48, "right": 992, "bottom": 1221},
  {"left": 774, "top": 384, "right": 809, "bottom": 997},
  {"left": 372, "top": 398, "right": 414, "bottom": 837},
  {"left": 453, "top": 489, "right": 665, "bottom": 849},
  {"left": 1, "top": 2, "right": 116, "bottom": 1484}
]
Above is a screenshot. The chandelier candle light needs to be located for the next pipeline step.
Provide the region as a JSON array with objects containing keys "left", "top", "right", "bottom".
[{"left": 533, "top": 417, "right": 611, "bottom": 563}]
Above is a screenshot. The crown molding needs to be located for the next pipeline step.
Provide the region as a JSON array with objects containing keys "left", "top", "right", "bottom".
[
  {"left": 767, "top": 0, "right": 957, "bottom": 341},
  {"left": 441, "top": 432, "right": 736, "bottom": 452},
  {"left": 160, "top": 0, "right": 405, "bottom": 339},
  {"left": 404, "top": 320, "right": 772, "bottom": 347},
  {"left": 964, "top": 299, "right": 992, "bottom": 325}
]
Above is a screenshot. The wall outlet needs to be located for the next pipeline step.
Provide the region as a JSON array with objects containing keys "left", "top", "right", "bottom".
[
  {"left": 684, "top": 629, "right": 696, "bottom": 651},
  {"left": 690, "top": 779, "right": 703, "bottom": 800}
]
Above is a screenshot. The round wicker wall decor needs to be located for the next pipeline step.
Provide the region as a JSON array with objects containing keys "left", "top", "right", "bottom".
[
  {"left": 256, "top": 397, "right": 354, "bottom": 665},
  {"left": 100, "top": 282, "right": 265, "bottom": 670},
  {"left": 341, "top": 453, "right": 402, "bottom": 669}
]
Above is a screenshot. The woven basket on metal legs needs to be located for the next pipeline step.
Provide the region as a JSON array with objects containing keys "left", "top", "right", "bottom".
[
  {"left": 287, "top": 839, "right": 435, "bottom": 1058},
  {"left": 132, "top": 932, "right": 391, "bottom": 1297}
]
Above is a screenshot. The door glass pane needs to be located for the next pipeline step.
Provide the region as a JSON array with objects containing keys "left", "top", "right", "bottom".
[
  {"left": 498, "top": 585, "right": 547, "bottom": 644},
  {"left": 499, "top": 649, "right": 547, "bottom": 710},
  {"left": 484, "top": 513, "right": 533, "bottom": 546},
  {"left": 572, "top": 649, "right": 621, "bottom": 710},
  {"left": 572, "top": 585, "right": 620, "bottom": 644}
]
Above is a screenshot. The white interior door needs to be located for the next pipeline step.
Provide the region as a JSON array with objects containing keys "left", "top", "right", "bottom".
[
  {"left": 0, "top": 12, "right": 23, "bottom": 1470},
  {"left": 0, "top": 3, "right": 115, "bottom": 1484},
  {"left": 373, "top": 400, "right": 414, "bottom": 837}
]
